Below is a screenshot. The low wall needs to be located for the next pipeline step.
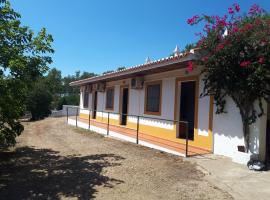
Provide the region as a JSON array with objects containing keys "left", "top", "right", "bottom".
[{"left": 50, "top": 105, "right": 78, "bottom": 117}]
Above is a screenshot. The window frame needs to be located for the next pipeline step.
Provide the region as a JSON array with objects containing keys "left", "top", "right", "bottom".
[
  {"left": 144, "top": 81, "right": 162, "bottom": 116},
  {"left": 105, "top": 87, "right": 115, "bottom": 110}
]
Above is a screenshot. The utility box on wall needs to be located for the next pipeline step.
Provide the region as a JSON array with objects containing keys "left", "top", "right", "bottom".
[{"left": 131, "top": 77, "right": 144, "bottom": 89}]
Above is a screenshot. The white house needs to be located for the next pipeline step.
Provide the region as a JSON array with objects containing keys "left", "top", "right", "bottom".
[{"left": 69, "top": 48, "right": 270, "bottom": 165}]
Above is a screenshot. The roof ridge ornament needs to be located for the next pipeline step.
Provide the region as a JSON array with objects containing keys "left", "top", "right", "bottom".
[
  {"left": 173, "top": 45, "right": 180, "bottom": 56},
  {"left": 145, "top": 56, "right": 151, "bottom": 64},
  {"left": 222, "top": 27, "right": 228, "bottom": 38},
  {"left": 189, "top": 49, "right": 195, "bottom": 54}
]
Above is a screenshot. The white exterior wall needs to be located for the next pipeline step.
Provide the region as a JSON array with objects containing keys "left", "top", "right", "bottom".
[
  {"left": 127, "top": 68, "right": 212, "bottom": 134},
  {"left": 97, "top": 92, "right": 105, "bottom": 111},
  {"left": 129, "top": 89, "right": 142, "bottom": 116},
  {"left": 114, "top": 85, "right": 120, "bottom": 113},
  {"left": 77, "top": 67, "right": 267, "bottom": 164},
  {"left": 213, "top": 97, "right": 244, "bottom": 158},
  {"left": 213, "top": 96, "right": 267, "bottom": 162},
  {"left": 80, "top": 92, "right": 83, "bottom": 108},
  {"left": 127, "top": 77, "right": 176, "bottom": 129},
  {"left": 197, "top": 76, "right": 210, "bottom": 137},
  {"left": 161, "top": 78, "right": 176, "bottom": 120},
  {"left": 89, "top": 93, "right": 92, "bottom": 110}
]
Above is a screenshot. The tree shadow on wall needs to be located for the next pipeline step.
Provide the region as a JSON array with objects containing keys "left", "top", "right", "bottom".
[{"left": 0, "top": 147, "right": 125, "bottom": 200}]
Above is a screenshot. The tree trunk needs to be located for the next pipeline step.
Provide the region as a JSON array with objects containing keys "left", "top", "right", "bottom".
[{"left": 243, "top": 119, "right": 250, "bottom": 153}]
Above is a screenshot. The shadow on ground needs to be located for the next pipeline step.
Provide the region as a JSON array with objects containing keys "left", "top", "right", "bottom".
[{"left": 0, "top": 147, "right": 124, "bottom": 200}]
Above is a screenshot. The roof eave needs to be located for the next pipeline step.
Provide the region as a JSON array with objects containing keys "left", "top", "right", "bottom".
[{"left": 70, "top": 53, "right": 197, "bottom": 87}]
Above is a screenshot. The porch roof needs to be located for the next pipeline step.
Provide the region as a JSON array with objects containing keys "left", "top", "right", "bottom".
[{"left": 70, "top": 49, "right": 199, "bottom": 86}]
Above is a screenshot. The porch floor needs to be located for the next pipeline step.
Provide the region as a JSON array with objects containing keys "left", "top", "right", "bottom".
[{"left": 70, "top": 117, "right": 211, "bottom": 157}]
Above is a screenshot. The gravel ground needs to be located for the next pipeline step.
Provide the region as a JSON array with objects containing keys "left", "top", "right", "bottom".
[{"left": 0, "top": 117, "right": 232, "bottom": 200}]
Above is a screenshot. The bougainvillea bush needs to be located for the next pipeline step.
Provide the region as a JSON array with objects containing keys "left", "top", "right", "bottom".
[{"left": 187, "top": 4, "right": 270, "bottom": 152}]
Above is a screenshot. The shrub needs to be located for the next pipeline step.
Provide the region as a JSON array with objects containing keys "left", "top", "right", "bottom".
[{"left": 187, "top": 4, "right": 270, "bottom": 152}]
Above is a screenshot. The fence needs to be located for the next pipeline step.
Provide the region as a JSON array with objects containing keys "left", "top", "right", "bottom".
[{"left": 66, "top": 106, "right": 191, "bottom": 157}]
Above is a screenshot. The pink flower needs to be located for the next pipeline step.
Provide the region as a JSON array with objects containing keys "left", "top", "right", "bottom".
[
  {"left": 216, "top": 43, "right": 225, "bottom": 51},
  {"left": 240, "top": 23, "right": 253, "bottom": 33},
  {"left": 233, "top": 4, "right": 240, "bottom": 12},
  {"left": 249, "top": 4, "right": 263, "bottom": 15},
  {"left": 228, "top": 7, "right": 234, "bottom": 14},
  {"left": 240, "top": 61, "right": 251, "bottom": 67},
  {"left": 255, "top": 18, "right": 262, "bottom": 25},
  {"left": 258, "top": 57, "right": 265, "bottom": 64},
  {"left": 187, "top": 15, "right": 200, "bottom": 25},
  {"left": 187, "top": 18, "right": 193, "bottom": 24},
  {"left": 244, "top": 23, "right": 253, "bottom": 30},
  {"left": 187, "top": 61, "right": 194, "bottom": 72},
  {"left": 203, "top": 24, "right": 211, "bottom": 32},
  {"left": 202, "top": 56, "right": 209, "bottom": 62},
  {"left": 224, "top": 39, "right": 231, "bottom": 45},
  {"left": 216, "top": 17, "right": 228, "bottom": 27},
  {"left": 232, "top": 26, "right": 239, "bottom": 33}
]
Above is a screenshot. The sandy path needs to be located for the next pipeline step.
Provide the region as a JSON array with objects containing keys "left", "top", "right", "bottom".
[{"left": 0, "top": 117, "right": 232, "bottom": 200}]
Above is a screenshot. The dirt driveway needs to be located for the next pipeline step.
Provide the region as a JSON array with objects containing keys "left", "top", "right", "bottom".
[{"left": 0, "top": 117, "right": 232, "bottom": 200}]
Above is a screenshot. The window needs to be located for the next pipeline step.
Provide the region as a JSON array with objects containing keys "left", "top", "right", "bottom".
[
  {"left": 106, "top": 87, "right": 114, "bottom": 110},
  {"left": 83, "top": 91, "right": 89, "bottom": 108},
  {"left": 145, "top": 82, "right": 162, "bottom": 115}
]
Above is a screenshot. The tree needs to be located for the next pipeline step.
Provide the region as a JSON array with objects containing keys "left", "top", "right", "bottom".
[
  {"left": 0, "top": 0, "right": 53, "bottom": 147},
  {"left": 45, "top": 68, "right": 62, "bottom": 109},
  {"left": 80, "top": 71, "right": 96, "bottom": 79},
  {"left": 57, "top": 95, "right": 79, "bottom": 110},
  {"left": 53, "top": 71, "right": 97, "bottom": 110},
  {"left": 187, "top": 4, "right": 270, "bottom": 152},
  {"left": 62, "top": 71, "right": 96, "bottom": 96},
  {"left": 103, "top": 70, "right": 114, "bottom": 75},
  {"left": 26, "top": 79, "right": 53, "bottom": 120},
  {"left": 169, "top": 44, "right": 196, "bottom": 57},
  {"left": 182, "top": 43, "right": 196, "bottom": 53},
  {"left": 57, "top": 97, "right": 68, "bottom": 110},
  {"left": 117, "top": 66, "right": 126, "bottom": 71},
  {"left": 46, "top": 68, "right": 62, "bottom": 94}
]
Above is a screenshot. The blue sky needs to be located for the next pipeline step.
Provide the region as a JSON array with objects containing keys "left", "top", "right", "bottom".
[{"left": 10, "top": 0, "right": 270, "bottom": 76}]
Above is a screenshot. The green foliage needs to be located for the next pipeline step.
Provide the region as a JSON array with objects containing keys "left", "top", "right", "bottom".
[
  {"left": 57, "top": 95, "right": 79, "bottom": 110},
  {"left": 188, "top": 4, "right": 270, "bottom": 151},
  {"left": 60, "top": 71, "right": 96, "bottom": 108},
  {"left": 117, "top": 66, "right": 126, "bottom": 71},
  {"left": 169, "top": 43, "right": 196, "bottom": 56},
  {"left": 182, "top": 43, "right": 196, "bottom": 53},
  {"left": 57, "top": 97, "right": 68, "bottom": 110},
  {"left": 25, "top": 68, "right": 96, "bottom": 117},
  {"left": 103, "top": 70, "right": 114, "bottom": 75},
  {"left": 0, "top": 0, "right": 54, "bottom": 147},
  {"left": 45, "top": 68, "right": 62, "bottom": 109},
  {"left": 26, "top": 79, "right": 53, "bottom": 120},
  {"left": 46, "top": 68, "right": 62, "bottom": 94},
  {"left": 62, "top": 71, "right": 96, "bottom": 96},
  {"left": 59, "top": 71, "right": 96, "bottom": 111},
  {"left": 79, "top": 71, "right": 96, "bottom": 80}
]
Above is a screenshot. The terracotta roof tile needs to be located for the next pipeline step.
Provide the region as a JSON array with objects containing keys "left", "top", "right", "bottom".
[{"left": 70, "top": 49, "right": 199, "bottom": 86}]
